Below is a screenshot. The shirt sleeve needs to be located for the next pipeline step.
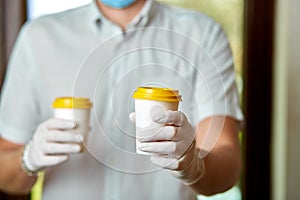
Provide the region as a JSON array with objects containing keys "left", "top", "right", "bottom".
[
  {"left": 193, "top": 22, "right": 244, "bottom": 123},
  {"left": 0, "top": 22, "right": 40, "bottom": 144}
]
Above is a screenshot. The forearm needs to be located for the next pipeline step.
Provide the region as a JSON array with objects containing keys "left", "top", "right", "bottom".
[
  {"left": 188, "top": 116, "right": 242, "bottom": 195},
  {"left": 0, "top": 146, "right": 37, "bottom": 194},
  {"left": 190, "top": 144, "right": 241, "bottom": 195}
]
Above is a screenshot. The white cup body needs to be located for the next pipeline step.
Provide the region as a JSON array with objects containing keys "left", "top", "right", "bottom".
[
  {"left": 54, "top": 108, "right": 91, "bottom": 142},
  {"left": 135, "top": 99, "right": 179, "bottom": 155}
]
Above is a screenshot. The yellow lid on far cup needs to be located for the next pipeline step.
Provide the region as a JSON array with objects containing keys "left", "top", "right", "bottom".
[
  {"left": 52, "top": 97, "right": 92, "bottom": 109},
  {"left": 132, "top": 87, "right": 182, "bottom": 102}
]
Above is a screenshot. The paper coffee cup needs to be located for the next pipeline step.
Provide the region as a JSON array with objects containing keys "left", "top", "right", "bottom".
[
  {"left": 132, "top": 87, "right": 182, "bottom": 155},
  {"left": 52, "top": 97, "right": 92, "bottom": 150}
]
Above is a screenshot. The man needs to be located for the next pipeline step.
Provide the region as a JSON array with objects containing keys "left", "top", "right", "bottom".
[{"left": 0, "top": 0, "right": 243, "bottom": 199}]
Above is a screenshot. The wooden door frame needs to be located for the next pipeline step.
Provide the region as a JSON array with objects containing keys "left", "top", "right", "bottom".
[{"left": 242, "top": 0, "right": 275, "bottom": 199}]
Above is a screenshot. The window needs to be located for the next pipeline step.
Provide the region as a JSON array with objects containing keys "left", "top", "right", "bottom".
[{"left": 27, "top": 0, "right": 92, "bottom": 19}]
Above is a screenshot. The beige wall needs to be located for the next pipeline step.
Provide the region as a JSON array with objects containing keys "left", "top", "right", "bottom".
[
  {"left": 286, "top": 0, "right": 300, "bottom": 199},
  {"left": 273, "top": 0, "right": 300, "bottom": 199}
]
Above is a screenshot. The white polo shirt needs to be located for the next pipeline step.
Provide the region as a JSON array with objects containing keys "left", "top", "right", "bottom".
[{"left": 0, "top": 0, "right": 243, "bottom": 199}]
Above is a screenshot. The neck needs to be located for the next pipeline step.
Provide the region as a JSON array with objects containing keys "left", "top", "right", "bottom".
[{"left": 96, "top": 0, "right": 146, "bottom": 30}]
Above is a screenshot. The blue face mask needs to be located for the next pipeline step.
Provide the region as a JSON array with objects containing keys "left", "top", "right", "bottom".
[{"left": 100, "top": 0, "right": 136, "bottom": 9}]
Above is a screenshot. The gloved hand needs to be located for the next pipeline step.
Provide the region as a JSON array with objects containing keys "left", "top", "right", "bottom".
[
  {"left": 21, "top": 118, "right": 83, "bottom": 175},
  {"left": 130, "top": 110, "right": 205, "bottom": 185}
]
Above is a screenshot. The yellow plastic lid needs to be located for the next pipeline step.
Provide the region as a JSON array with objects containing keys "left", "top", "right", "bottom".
[
  {"left": 52, "top": 97, "right": 92, "bottom": 109},
  {"left": 132, "top": 87, "right": 182, "bottom": 102}
]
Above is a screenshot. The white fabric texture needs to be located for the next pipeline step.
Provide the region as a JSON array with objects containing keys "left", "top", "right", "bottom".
[{"left": 0, "top": 0, "right": 243, "bottom": 199}]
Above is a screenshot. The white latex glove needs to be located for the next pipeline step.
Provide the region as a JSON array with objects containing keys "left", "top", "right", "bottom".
[
  {"left": 130, "top": 110, "right": 205, "bottom": 185},
  {"left": 22, "top": 118, "right": 83, "bottom": 175}
]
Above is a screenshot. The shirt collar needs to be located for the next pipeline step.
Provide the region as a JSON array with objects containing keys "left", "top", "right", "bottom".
[{"left": 90, "top": 0, "right": 156, "bottom": 29}]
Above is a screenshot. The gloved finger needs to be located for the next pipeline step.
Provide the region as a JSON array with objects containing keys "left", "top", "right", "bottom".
[
  {"left": 137, "top": 126, "right": 178, "bottom": 142},
  {"left": 40, "top": 155, "right": 69, "bottom": 167},
  {"left": 45, "top": 118, "right": 76, "bottom": 130},
  {"left": 45, "top": 130, "right": 84, "bottom": 143},
  {"left": 41, "top": 143, "right": 81, "bottom": 154},
  {"left": 152, "top": 110, "right": 185, "bottom": 126},
  {"left": 150, "top": 155, "right": 179, "bottom": 170},
  {"left": 138, "top": 141, "right": 177, "bottom": 155},
  {"left": 139, "top": 141, "right": 192, "bottom": 157},
  {"left": 129, "top": 112, "right": 136, "bottom": 123}
]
